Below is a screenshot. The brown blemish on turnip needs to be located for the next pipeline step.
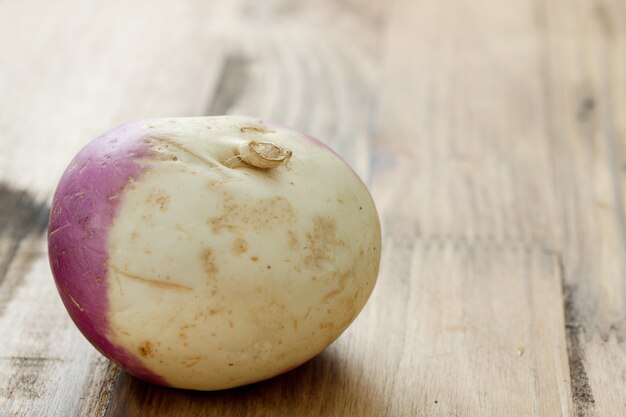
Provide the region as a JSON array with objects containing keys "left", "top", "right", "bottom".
[
  {"left": 206, "top": 179, "right": 222, "bottom": 189},
  {"left": 193, "top": 308, "right": 217, "bottom": 321},
  {"left": 111, "top": 266, "right": 193, "bottom": 291},
  {"left": 239, "top": 125, "right": 273, "bottom": 134},
  {"left": 181, "top": 356, "right": 203, "bottom": 367},
  {"left": 250, "top": 255, "right": 259, "bottom": 262},
  {"left": 180, "top": 323, "right": 196, "bottom": 336},
  {"left": 147, "top": 189, "right": 170, "bottom": 211},
  {"left": 155, "top": 195, "right": 169, "bottom": 211},
  {"left": 178, "top": 324, "right": 196, "bottom": 345},
  {"left": 322, "top": 269, "right": 353, "bottom": 303},
  {"left": 201, "top": 248, "right": 219, "bottom": 277},
  {"left": 287, "top": 230, "right": 299, "bottom": 249},
  {"left": 138, "top": 341, "right": 154, "bottom": 358},
  {"left": 304, "top": 216, "right": 339, "bottom": 270},
  {"left": 232, "top": 237, "right": 248, "bottom": 254},
  {"left": 343, "top": 293, "right": 358, "bottom": 317},
  {"left": 148, "top": 136, "right": 219, "bottom": 169},
  {"left": 208, "top": 196, "right": 296, "bottom": 233}
]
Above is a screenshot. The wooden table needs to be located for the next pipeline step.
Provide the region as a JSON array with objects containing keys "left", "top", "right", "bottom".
[{"left": 1, "top": 0, "right": 625, "bottom": 415}]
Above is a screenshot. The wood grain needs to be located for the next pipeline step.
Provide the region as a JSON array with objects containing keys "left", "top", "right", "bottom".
[{"left": 0, "top": 0, "right": 625, "bottom": 415}]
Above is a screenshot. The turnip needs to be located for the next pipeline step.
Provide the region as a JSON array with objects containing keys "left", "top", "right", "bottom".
[{"left": 48, "top": 116, "right": 381, "bottom": 390}]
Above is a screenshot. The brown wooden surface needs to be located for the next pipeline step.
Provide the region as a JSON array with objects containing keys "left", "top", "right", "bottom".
[{"left": 1, "top": 0, "right": 625, "bottom": 415}]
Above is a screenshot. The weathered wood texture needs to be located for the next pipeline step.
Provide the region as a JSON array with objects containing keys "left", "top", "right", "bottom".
[{"left": 0, "top": 0, "right": 624, "bottom": 415}]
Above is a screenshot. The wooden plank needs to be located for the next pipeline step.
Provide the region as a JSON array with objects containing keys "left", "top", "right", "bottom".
[
  {"left": 374, "top": 0, "right": 557, "bottom": 243},
  {"left": 387, "top": 245, "right": 572, "bottom": 416},
  {"left": 376, "top": 0, "right": 625, "bottom": 415},
  {"left": 0, "top": 184, "right": 49, "bottom": 291},
  {"left": 536, "top": 0, "right": 626, "bottom": 414},
  {"left": 370, "top": 1, "right": 575, "bottom": 413}
]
